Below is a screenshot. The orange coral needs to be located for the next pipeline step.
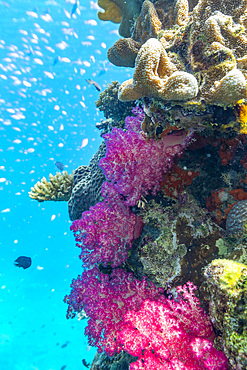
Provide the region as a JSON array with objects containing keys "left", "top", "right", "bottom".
[{"left": 161, "top": 163, "right": 200, "bottom": 198}]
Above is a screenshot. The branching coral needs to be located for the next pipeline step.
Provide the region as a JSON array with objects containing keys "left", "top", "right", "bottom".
[{"left": 28, "top": 171, "right": 74, "bottom": 202}]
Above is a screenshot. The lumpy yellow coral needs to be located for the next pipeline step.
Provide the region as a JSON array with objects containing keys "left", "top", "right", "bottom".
[
  {"left": 28, "top": 171, "right": 74, "bottom": 202},
  {"left": 238, "top": 101, "right": 247, "bottom": 134},
  {"left": 118, "top": 38, "right": 198, "bottom": 102},
  {"left": 97, "top": 0, "right": 122, "bottom": 24}
]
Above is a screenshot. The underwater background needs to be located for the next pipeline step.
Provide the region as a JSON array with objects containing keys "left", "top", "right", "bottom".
[{"left": 0, "top": 1, "right": 128, "bottom": 369}]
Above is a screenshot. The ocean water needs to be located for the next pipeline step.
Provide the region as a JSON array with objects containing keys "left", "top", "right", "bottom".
[{"left": 0, "top": 1, "right": 129, "bottom": 369}]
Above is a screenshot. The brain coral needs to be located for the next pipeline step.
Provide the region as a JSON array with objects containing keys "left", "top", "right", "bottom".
[{"left": 107, "top": 0, "right": 247, "bottom": 107}]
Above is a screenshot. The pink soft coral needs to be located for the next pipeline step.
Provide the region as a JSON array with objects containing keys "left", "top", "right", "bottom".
[
  {"left": 64, "top": 266, "right": 164, "bottom": 356},
  {"left": 119, "top": 282, "right": 228, "bottom": 370},
  {"left": 99, "top": 127, "right": 190, "bottom": 206},
  {"left": 70, "top": 182, "right": 142, "bottom": 268}
]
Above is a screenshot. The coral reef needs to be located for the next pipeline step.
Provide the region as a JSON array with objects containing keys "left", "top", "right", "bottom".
[
  {"left": 226, "top": 200, "right": 247, "bottom": 237},
  {"left": 95, "top": 81, "right": 135, "bottom": 123},
  {"left": 127, "top": 197, "right": 224, "bottom": 292},
  {"left": 99, "top": 124, "right": 192, "bottom": 206},
  {"left": 111, "top": 0, "right": 247, "bottom": 108},
  {"left": 68, "top": 142, "right": 106, "bottom": 221},
  {"left": 120, "top": 283, "right": 228, "bottom": 369},
  {"left": 205, "top": 259, "right": 247, "bottom": 370},
  {"left": 70, "top": 182, "right": 142, "bottom": 268},
  {"left": 97, "top": 0, "right": 144, "bottom": 37},
  {"left": 64, "top": 266, "right": 164, "bottom": 356},
  {"left": 28, "top": 171, "right": 74, "bottom": 202},
  {"left": 118, "top": 38, "right": 198, "bottom": 102}
]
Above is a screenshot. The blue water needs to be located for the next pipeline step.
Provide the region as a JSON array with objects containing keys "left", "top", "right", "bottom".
[{"left": 0, "top": 1, "right": 130, "bottom": 368}]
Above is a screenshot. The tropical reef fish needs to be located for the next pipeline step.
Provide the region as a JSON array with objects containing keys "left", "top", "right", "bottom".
[
  {"left": 82, "top": 359, "right": 90, "bottom": 368},
  {"left": 85, "top": 79, "right": 101, "bottom": 91},
  {"left": 70, "top": 0, "right": 78, "bottom": 17},
  {"left": 55, "top": 161, "right": 64, "bottom": 171},
  {"left": 14, "top": 256, "right": 32, "bottom": 269}
]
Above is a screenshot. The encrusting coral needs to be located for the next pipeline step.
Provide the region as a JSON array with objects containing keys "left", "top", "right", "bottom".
[
  {"left": 205, "top": 259, "right": 247, "bottom": 370},
  {"left": 68, "top": 142, "right": 106, "bottom": 221},
  {"left": 28, "top": 171, "right": 74, "bottom": 202}
]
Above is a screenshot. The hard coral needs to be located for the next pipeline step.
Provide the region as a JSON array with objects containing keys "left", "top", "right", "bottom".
[
  {"left": 205, "top": 259, "right": 247, "bottom": 370},
  {"left": 119, "top": 282, "right": 228, "bottom": 369},
  {"left": 29, "top": 171, "right": 74, "bottom": 202},
  {"left": 118, "top": 38, "right": 198, "bottom": 102},
  {"left": 68, "top": 142, "right": 106, "bottom": 221},
  {"left": 128, "top": 197, "right": 223, "bottom": 291},
  {"left": 226, "top": 199, "right": 247, "bottom": 237},
  {"left": 95, "top": 81, "right": 134, "bottom": 122},
  {"left": 97, "top": 0, "right": 122, "bottom": 24},
  {"left": 110, "top": 0, "right": 247, "bottom": 107},
  {"left": 97, "top": 0, "right": 144, "bottom": 37},
  {"left": 108, "top": 38, "right": 141, "bottom": 67}
]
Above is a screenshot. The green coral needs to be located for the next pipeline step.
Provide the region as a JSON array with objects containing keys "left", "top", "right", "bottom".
[
  {"left": 28, "top": 171, "right": 74, "bottom": 202},
  {"left": 205, "top": 259, "right": 247, "bottom": 369}
]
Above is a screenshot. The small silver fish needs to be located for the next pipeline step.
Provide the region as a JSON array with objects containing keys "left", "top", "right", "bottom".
[
  {"left": 85, "top": 79, "right": 101, "bottom": 92},
  {"left": 55, "top": 161, "right": 64, "bottom": 171}
]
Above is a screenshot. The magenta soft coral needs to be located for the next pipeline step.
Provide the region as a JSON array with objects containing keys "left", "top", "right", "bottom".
[
  {"left": 99, "top": 127, "right": 190, "bottom": 206},
  {"left": 64, "top": 266, "right": 165, "bottom": 356},
  {"left": 70, "top": 183, "right": 141, "bottom": 268},
  {"left": 119, "top": 282, "right": 228, "bottom": 370}
]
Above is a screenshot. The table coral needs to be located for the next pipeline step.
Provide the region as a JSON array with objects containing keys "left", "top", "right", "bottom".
[
  {"left": 118, "top": 38, "right": 198, "bottom": 102},
  {"left": 205, "top": 259, "right": 247, "bottom": 370},
  {"left": 28, "top": 171, "right": 74, "bottom": 202}
]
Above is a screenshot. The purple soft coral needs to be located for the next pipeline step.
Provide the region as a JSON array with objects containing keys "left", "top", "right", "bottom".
[
  {"left": 70, "top": 183, "right": 142, "bottom": 268},
  {"left": 99, "top": 127, "right": 189, "bottom": 206},
  {"left": 64, "top": 266, "right": 164, "bottom": 356},
  {"left": 119, "top": 282, "right": 228, "bottom": 370}
]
